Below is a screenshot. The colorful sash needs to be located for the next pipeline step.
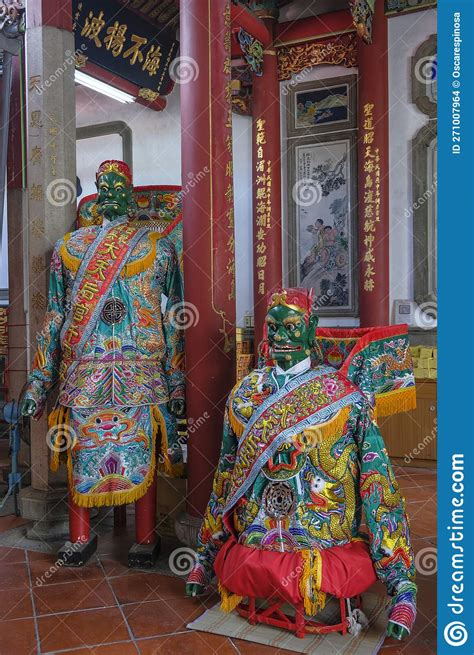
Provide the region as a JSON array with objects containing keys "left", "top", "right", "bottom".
[
  {"left": 223, "top": 367, "right": 361, "bottom": 515},
  {"left": 59, "top": 218, "right": 149, "bottom": 380}
]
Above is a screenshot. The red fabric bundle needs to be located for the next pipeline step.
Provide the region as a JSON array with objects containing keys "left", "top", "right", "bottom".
[{"left": 214, "top": 538, "right": 377, "bottom": 603}]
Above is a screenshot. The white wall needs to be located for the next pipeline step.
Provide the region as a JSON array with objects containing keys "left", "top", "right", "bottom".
[
  {"left": 75, "top": 83, "right": 254, "bottom": 327},
  {"left": 388, "top": 8, "right": 437, "bottom": 312},
  {"left": 75, "top": 84, "right": 182, "bottom": 197}
]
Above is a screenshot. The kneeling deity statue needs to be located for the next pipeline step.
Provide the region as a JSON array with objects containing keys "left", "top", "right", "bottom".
[
  {"left": 21, "top": 160, "right": 185, "bottom": 566},
  {"left": 187, "top": 287, "right": 417, "bottom": 640}
]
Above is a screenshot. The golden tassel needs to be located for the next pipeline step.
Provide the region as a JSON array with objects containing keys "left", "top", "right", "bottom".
[
  {"left": 122, "top": 232, "right": 164, "bottom": 278},
  {"left": 302, "top": 405, "right": 351, "bottom": 447},
  {"left": 218, "top": 582, "right": 243, "bottom": 613},
  {"left": 299, "top": 549, "right": 327, "bottom": 616},
  {"left": 375, "top": 386, "right": 417, "bottom": 418},
  {"left": 228, "top": 405, "right": 245, "bottom": 437},
  {"left": 60, "top": 232, "right": 164, "bottom": 278},
  {"left": 152, "top": 405, "right": 184, "bottom": 478},
  {"left": 68, "top": 435, "right": 158, "bottom": 508},
  {"left": 47, "top": 405, "right": 70, "bottom": 472},
  {"left": 59, "top": 235, "right": 81, "bottom": 274}
]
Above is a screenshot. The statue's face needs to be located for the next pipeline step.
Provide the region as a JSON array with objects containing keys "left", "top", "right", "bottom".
[
  {"left": 266, "top": 305, "right": 318, "bottom": 368},
  {"left": 96, "top": 171, "right": 132, "bottom": 219}
]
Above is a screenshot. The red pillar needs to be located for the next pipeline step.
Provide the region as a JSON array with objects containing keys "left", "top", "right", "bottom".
[
  {"left": 180, "top": 0, "right": 236, "bottom": 518},
  {"left": 252, "top": 11, "right": 283, "bottom": 342},
  {"left": 357, "top": 2, "right": 390, "bottom": 326},
  {"left": 69, "top": 497, "right": 90, "bottom": 543},
  {"left": 135, "top": 474, "right": 157, "bottom": 544}
]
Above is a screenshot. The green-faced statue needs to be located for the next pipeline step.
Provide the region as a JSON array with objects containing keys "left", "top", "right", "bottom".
[
  {"left": 266, "top": 293, "right": 318, "bottom": 370},
  {"left": 186, "top": 287, "right": 416, "bottom": 641},
  {"left": 95, "top": 160, "right": 134, "bottom": 220}
]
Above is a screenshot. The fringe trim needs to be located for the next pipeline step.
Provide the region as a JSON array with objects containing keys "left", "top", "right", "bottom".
[
  {"left": 218, "top": 582, "right": 243, "bottom": 613},
  {"left": 49, "top": 404, "right": 184, "bottom": 507},
  {"left": 299, "top": 549, "right": 327, "bottom": 616},
  {"left": 67, "top": 447, "right": 157, "bottom": 508},
  {"left": 228, "top": 405, "right": 245, "bottom": 437},
  {"left": 303, "top": 405, "right": 351, "bottom": 446},
  {"left": 48, "top": 405, "right": 71, "bottom": 472},
  {"left": 375, "top": 386, "right": 417, "bottom": 418},
  {"left": 60, "top": 231, "right": 165, "bottom": 278},
  {"left": 152, "top": 405, "right": 184, "bottom": 478},
  {"left": 67, "top": 405, "right": 156, "bottom": 508},
  {"left": 59, "top": 234, "right": 80, "bottom": 274},
  {"left": 122, "top": 232, "right": 163, "bottom": 277}
]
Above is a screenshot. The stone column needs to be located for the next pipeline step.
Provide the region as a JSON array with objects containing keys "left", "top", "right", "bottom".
[
  {"left": 6, "top": 52, "right": 28, "bottom": 409},
  {"left": 357, "top": 1, "right": 390, "bottom": 326},
  {"left": 251, "top": 6, "right": 283, "bottom": 344},
  {"left": 19, "top": 0, "right": 77, "bottom": 540},
  {"left": 176, "top": 0, "right": 236, "bottom": 544}
]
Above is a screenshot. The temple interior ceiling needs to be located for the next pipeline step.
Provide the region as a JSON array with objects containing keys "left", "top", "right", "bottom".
[
  {"left": 279, "top": 0, "right": 349, "bottom": 21},
  {"left": 115, "top": 0, "right": 349, "bottom": 30}
]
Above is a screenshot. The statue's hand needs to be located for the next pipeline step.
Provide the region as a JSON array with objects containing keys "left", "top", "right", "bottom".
[
  {"left": 185, "top": 582, "right": 206, "bottom": 598},
  {"left": 20, "top": 398, "right": 37, "bottom": 417},
  {"left": 387, "top": 620, "right": 409, "bottom": 641},
  {"left": 168, "top": 398, "right": 186, "bottom": 418}
]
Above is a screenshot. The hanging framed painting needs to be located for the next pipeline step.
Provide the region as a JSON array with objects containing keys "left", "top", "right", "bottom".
[
  {"left": 286, "top": 75, "right": 357, "bottom": 137},
  {"left": 287, "top": 132, "right": 358, "bottom": 316}
]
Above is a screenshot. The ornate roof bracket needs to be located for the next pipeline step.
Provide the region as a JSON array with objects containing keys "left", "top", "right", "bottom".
[{"left": 0, "top": 0, "right": 25, "bottom": 54}]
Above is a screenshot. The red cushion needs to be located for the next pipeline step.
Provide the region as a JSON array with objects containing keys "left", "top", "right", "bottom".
[
  {"left": 214, "top": 538, "right": 304, "bottom": 605},
  {"left": 319, "top": 540, "right": 378, "bottom": 597},
  {"left": 214, "top": 538, "right": 377, "bottom": 602}
]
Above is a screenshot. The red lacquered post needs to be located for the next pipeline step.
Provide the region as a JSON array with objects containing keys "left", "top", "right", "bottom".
[
  {"left": 134, "top": 473, "right": 157, "bottom": 545},
  {"left": 68, "top": 495, "right": 90, "bottom": 543}
]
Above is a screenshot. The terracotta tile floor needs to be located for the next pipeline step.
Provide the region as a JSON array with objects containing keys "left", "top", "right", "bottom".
[{"left": 0, "top": 466, "right": 436, "bottom": 654}]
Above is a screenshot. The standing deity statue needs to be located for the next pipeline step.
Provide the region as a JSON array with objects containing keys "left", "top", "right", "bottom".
[
  {"left": 186, "top": 287, "right": 417, "bottom": 640},
  {"left": 21, "top": 160, "right": 185, "bottom": 565}
]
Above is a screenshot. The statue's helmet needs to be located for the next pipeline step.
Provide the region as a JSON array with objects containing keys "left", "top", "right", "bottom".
[
  {"left": 266, "top": 287, "right": 315, "bottom": 324},
  {"left": 96, "top": 160, "right": 132, "bottom": 186}
]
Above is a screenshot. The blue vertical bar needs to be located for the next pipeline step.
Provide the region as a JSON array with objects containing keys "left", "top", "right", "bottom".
[{"left": 438, "top": 1, "right": 474, "bottom": 653}]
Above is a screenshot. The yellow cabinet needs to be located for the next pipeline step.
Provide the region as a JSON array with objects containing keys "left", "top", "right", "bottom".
[{"left": 379, "top": 380, "right": 437, "bottom": 467}]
